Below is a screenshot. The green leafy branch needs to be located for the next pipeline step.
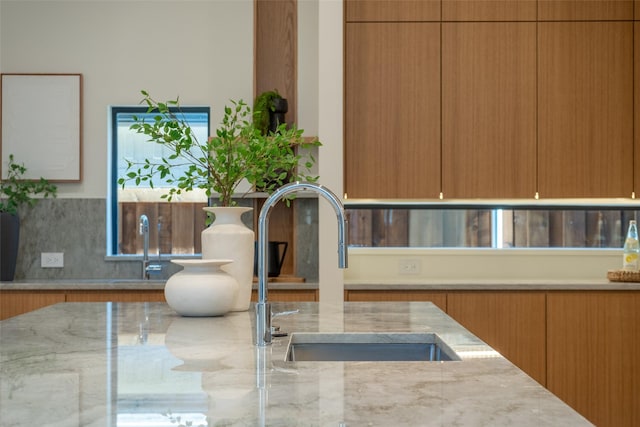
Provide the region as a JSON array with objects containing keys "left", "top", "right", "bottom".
[
  {"left": 0, "top": 155, "right": 57, "bottom": 215},
  {"left": 118, "top": 90, "right": 321, "bottom": 207}
]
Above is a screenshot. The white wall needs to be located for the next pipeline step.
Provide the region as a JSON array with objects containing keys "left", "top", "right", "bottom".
[{"left": 1, "top": 0, "right": 254, "bottom": 199}]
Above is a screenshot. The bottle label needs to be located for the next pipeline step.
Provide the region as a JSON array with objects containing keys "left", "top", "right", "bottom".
[{"left": 622, "top": 252, "right": 639, "bottom": 271}]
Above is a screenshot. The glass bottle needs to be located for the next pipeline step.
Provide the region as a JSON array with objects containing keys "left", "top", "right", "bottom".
[{"left": 622, "top": 220, "right": 639, "bottom": 271}]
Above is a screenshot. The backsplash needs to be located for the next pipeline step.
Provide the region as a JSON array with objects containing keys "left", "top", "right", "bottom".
[{"left": 13, "top": 198, "right": 319, "bottom": 281}]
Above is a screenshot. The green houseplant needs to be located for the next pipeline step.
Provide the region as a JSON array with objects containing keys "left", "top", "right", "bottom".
[
  {"left": 118, "top": 90, "right": 320, "bottom": 206},
  {"left": 1, "top": 154, "right": 58, "bottom": 281},
  {"left": 253, "top": 89, "right": 288, "bottom": 136}
]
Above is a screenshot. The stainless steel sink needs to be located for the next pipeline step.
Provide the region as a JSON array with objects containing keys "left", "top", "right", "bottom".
[{"left": 285, "top": 332, "right": 460, "bottom": 362}]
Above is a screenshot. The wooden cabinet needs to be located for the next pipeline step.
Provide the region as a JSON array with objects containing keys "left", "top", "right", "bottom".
[
  {"left": 547, "top": 292, "right": 640, "bottom": 427},
  {"left": 537, "top": 22, "right": 633, "bottom": 198},
  {"left": 345, "top": 22, "right": 441, "bottom": 199},
  {"left": 441, "top": 23, "right": 537, "bottom": 198},
  {"left": 344, "top": 3, "right": 637, "bottom": 199},
  {"left": 345, "top": 0, "right": 440, "bottom": 22},
  {"left": 635, "top": 23, "right": 640, "bottom": 196},
  {"left": 0, "top": 288, "right": 317, "bottom": 320},
  {"left": 538, "top": 0, "right": 633, "bottom": 21},
  {"left": 442, "top": 0, "right": 536, "bottom": 21},
  {"left": 0, "top": 291, "right": 65, "bottom": 320},
  {"left": 446, "top": 291, "right": 546, "bottom": 386}
]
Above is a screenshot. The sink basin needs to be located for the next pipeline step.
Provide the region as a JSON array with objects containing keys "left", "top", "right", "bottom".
[{"left": 285, "top": 332, "right": 460, "bottom": 362}]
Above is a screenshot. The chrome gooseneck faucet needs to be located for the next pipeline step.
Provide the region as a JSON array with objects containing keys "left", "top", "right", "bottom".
[
  {"left": 255, "top": 182, "right": 348, "bottom": 346},
  {"left": 139, "top": 214, "right": 162, "bottom": 280}
]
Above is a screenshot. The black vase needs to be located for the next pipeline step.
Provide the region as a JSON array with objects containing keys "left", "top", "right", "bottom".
[
  {"left": 1, "top": 212, "right": 20, "bottom": 281},
  {"left": 253, "top": 241, "right": 288, "bottom": 278}
]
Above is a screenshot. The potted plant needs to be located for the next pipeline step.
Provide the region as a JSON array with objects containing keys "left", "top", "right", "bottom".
[
  {"left": 253, "top": 89, "right": 288, "bottom": 136},
  {"left": 118, "top": 90, "right": 320, "bottom": 312},
  {"left": 1, "top": 154, "right": 57, "bottom": 281},
  {"left": 118, "top": 90, "right": 320, "bottom": 206}
]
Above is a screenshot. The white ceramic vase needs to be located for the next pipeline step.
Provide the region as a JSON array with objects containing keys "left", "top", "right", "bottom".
[
  {"left": 165, "top": 259, "right": 237, "bottom": 317},
  {"left": 201, "top": 206, "right": 254, "bottom": 311}
]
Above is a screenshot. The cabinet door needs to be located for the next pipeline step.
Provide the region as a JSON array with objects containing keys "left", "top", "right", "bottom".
[
  {"left": 446, "top": 291, "right": 546, "bottom": 386},
  {"left": 538, "top": 22, "right": 633, "bottom": 198},
  {"left": 547, "top": 292, "right": 640, "bottom": 427},
  {"left": 538, "top": 0, "right": 633, "bottom": 21},
  {"left": 345, "top": 0, "right": 440, "bottom": 22},
  {"left": 442, "top": 23, "right": 537, "bottom": 198},
  {"left": 345, "top": 23, "right": 440, "bottom": 199},
  {"left": 0, "top": 291, "right": 66, "bottom": 320},
  {"left": 442, "top": 0, "right": 536, "bottom": 21}
]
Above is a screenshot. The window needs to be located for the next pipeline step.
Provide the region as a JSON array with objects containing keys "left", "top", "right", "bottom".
[
  {"left": 109, "top": 106, "right": 210, "bottom": 256},
  {"left": 345, "top": 206, "right": 640, "bottom": 249}
]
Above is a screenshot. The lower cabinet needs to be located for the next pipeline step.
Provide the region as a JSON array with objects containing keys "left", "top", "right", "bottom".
[
  {"left": 347, "top": 288, "right": 639, "bottom": 427},
  {"left": 0, "top": 291, "right": 66, "bottom": 320},
  {"left": 546, "top": 291, "right": 640, "bottom": 427},
  {"left": 0, "top": 289, "right": 318, "bottom": 320},
  {"left": 447, "top": 291, "right": 546, "bottom": 386}
]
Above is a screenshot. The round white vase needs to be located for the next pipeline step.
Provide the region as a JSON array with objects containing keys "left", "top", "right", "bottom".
[
  {"left": 165, "top": 259, "right": 237, "bottom": 317},
  {"left": 201, "top": 206, "right": 254, "bottom": 311}
]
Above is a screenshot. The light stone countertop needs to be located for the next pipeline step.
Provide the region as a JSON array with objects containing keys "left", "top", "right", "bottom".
[
  {"left": 0, "top": 301, "right": 592, "bottom": 426},
  {"left": 2, "top": 278, "right": 640, "bottom": 290}
]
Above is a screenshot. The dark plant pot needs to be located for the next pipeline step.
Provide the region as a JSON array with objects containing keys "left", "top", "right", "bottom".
[
  {"left": 254, "top": 241, "right": 288, "bottom": 278},
  {"left": 1, "top": 212, "right": 20, "bottom": 281},
  {"left": 269, "top": 97, "right": 288, "bottom": 134}
]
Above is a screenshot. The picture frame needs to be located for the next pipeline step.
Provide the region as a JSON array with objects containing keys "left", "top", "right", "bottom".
[{"left": 1, "top": 73, "right": 82, "bottom": 182}]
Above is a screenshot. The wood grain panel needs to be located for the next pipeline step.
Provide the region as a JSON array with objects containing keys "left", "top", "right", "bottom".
[
  {"left": 442, "top": 0, "right": 536, "bottom": 21},
  {"left": 538, "top": 0, "right": 633, "bottom": 21},
  {"left": 547, "top": 292, "right": 640, "bottom": 427},
  {"left": 442, "top": 23, "right": 537, "bottom": 199},
  {"left": 636, "top": 23, "right": 640, "bottom": 196},
  {"left": 345, "top": 23, "right": 441, "bottom": 199},
  {"left": 253, "top": 199, "right": 295, "bottom": 276},
  {"left": 447, "top": 291, "right": 546, "bottom": 386},
  {"left": 346, "top": 290, "right": 447, "bottom": 311},
  {"left": 346, "top": 209, "right": 373, "bottom": 246},
  {"left": 538, "top": 22, "right": 633, "bottom": 198},
  {"left": 255, "top": 0, "right": 297, "bottom": 125},
  {"left": 171, "top": 203, "right": 195, "bottom": 254},
  {"left": 0, "top": 291, "right": 65, "bottom": 320},
  {"left": 345, "top": 0, "right": 440, "bottom": 22}
]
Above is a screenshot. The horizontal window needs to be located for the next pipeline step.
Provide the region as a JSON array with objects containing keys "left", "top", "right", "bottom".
[{"left": 345, "top": 207, "right": 639, "bottom": 249}]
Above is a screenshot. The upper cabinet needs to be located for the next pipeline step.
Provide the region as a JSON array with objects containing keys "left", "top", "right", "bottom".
[
  {"left": 442, "top": 23, "right": 537, "bottom": 198},
  {"left": 345, "top": 0, "right": 440, "bottom": 22},
  {"left": 345, "top": 23, "right": 441, "bottom": 199},
  {"left": 636, "top": 23, "right": 640, "bottom": 196},
  {"left": 344, "top": 1, "right": 637, "bottom": 200},
  {"left": 442, "top": 0, "right": 536, "bottom": 21},
  {"left": 537, "top": 22, "right": 633, "bottom": 198},
  {"left": 538, "top": 0, "right": 633, "bottom": 21}
]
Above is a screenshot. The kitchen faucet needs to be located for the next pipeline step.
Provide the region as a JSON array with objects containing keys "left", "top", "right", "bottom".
[
  {"left": 255, "top": 182, "right": 348, "bottom": 346},
  {"left": 139, "top": 214, "right": 163, "bottom": 280}
]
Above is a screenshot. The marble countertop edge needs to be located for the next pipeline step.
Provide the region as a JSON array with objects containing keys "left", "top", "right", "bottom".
[{"left": 3, "top": 279, "right": 640, "bottom": 291}]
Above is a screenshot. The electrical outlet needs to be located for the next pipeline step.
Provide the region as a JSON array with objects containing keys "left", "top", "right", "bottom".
[
  {"left": 399, "top": 259, "right": 421, "bottom": 275},
  {"left": 41, "top": 252, "right": 64, "bottom": 268}
]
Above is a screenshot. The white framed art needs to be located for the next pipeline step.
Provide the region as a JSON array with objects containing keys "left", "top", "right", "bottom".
[{"left": 1, "top": 73, "right": 82, "bottom": 182}]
